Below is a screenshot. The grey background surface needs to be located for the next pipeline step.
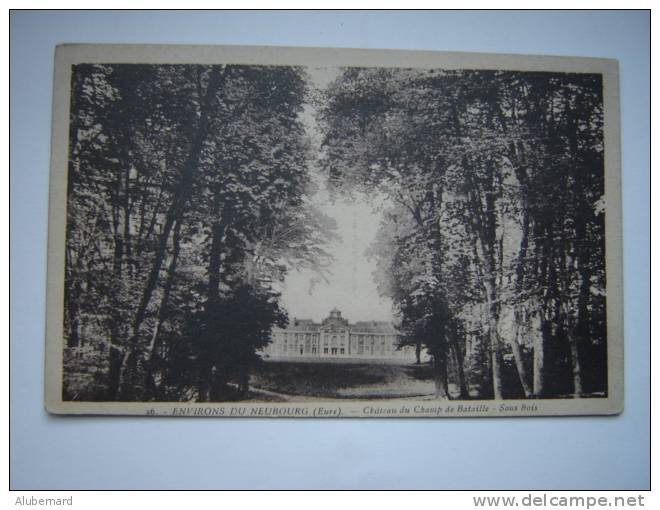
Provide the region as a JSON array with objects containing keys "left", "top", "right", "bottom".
[{"left": 10, "top": 10, "right": 650, "bottom": 489}]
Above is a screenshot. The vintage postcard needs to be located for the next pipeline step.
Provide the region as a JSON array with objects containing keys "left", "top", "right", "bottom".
[{"left": 45, "top": 44, "right": 622, "bottom": 417}]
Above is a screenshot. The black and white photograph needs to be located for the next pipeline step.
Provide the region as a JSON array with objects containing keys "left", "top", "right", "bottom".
[{"left": 44, "top": 45, "right": 622, "bottom": 416}]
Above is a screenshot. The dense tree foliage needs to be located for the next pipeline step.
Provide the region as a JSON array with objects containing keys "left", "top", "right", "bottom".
[
  {"left": 63, "top": 63, "right": 607, "bottom": 402},
  {"left": 63, "top": 64, "right": 335, "bottom": 401},
  {"left": 319, "top": 68, "right": 606, "bottom": 399}
]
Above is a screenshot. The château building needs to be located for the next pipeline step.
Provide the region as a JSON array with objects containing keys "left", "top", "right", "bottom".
[{"left": 260, "top": 308, "right": 416, "bottom": 362}]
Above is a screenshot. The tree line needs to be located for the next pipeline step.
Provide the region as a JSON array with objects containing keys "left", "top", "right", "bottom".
[
  {"left": 63, "top": 64, "right": 335, "bottom": 401},
  {"left": 318, "top": 68, "right": 607, "bottom": 399}
]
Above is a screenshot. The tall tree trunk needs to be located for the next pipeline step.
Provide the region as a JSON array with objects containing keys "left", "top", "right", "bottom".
[
  {"left": 143, "top": 218, "right": 183, "bottom": 400},
  {"left": 508, "top": 210, "right": 534, "bottom": 397},
  {"left": 505, "top": 133, "right": 542, "bottom": 398},
  {"left": 449, "top": 336, "right": 469, "bottom": 399},
  {"left": 464, "top": 158, "right": 504, "bottom": 400},
  {"left": 64, "top": 72, "right": 84, "bottom": 349},
  {"left": 66, "top": 66, "right": 85, "bottom": 198},
  {"left": 106, "top": 345, "right": 124, "bottom": 401},
  {"left": 560, "top": 242, "right": 584, "bottom": 398},
  {"left": 238, "top": 365, "right": 250, "bottom": 397},
  {"left": 564, "top": 88, "right": 586, "bottom": 398},
  {"left": 207, "top": 216, "right": 224, "bottom": 307},
  {"left": 115, "top": 66, "right": 225, "bottom": 400},
  {"left": 197, "top": 366, "right": 213, "bottom": 403},
  {"left": 489, "top": 315, "right": 503, "bottom": 400},
  {"left": 533, "top": 321, "right": 545, "bottom": 396},
  {"left": 511, "top": 316, "right": 533, "bottom": 398},
  {"left": 470, "top": 218, "right": 504, "bottom": 400},
  {"left": 199, "top": 194, "right": 227, "bottom": 397},
  {"left": 122, "top": 158, "right": 133, "bottom": 277},
  {"left": 568, "top": 330, "right": 583, "bottom": 397},
  {"left": 64, "top": 272, "right": 82, "bottom": 348},
  {"left": 534, "top": 221, "right": 554, "bottom": 396},
  {"left": 432, "top": 352, "right": 449, "bottom": 400},
  {"left": 469, "top": 236, "right": 503, "bottom": 400}
]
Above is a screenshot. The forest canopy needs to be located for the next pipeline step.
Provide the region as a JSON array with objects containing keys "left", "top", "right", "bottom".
[
  {"left": 318, "top": 68, "right": 606, "bottom": 399},
  {"left": 64, "top": 63, "right": 335, "bottom": 401},
  {"left": 62, "top": 63, "right": 608, "bottom": 402}
]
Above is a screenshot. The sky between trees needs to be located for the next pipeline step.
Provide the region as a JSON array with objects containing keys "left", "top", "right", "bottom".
[{"left": 279, "top": 66, "right": 394, "bottom": 323}]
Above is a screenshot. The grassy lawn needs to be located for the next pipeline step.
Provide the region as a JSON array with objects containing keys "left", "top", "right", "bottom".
[{"left": 249, "top": 360, "right": 436, "bottom": 399}]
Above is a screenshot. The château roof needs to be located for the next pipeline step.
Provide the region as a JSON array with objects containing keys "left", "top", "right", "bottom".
[
  {"left": 351, "top": 321, "right": 396, "bottom": 334},
  {"left": 277, "top": 309, "right": 396, "bottom": 334},
  {"left": 284, "top": 319, "right": 318, "bottom": 332}
]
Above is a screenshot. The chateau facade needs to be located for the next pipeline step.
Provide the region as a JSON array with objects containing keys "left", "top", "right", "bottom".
[{"left": 260, "top": 308, "right": 416, "bottom": 362}]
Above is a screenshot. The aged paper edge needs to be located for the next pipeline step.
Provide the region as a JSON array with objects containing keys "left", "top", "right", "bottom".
[{"left": 44, "top": 44, "right": 623, "bottom": 417}]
